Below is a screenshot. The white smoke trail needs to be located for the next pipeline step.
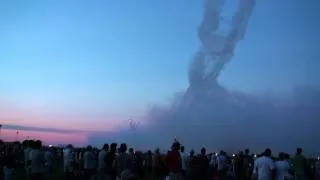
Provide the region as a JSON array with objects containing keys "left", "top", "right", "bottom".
[{"left": 192, "top": 0, "right": 255, "bottom": 84}]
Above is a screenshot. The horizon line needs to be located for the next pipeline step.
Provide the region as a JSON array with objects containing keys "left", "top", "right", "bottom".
[{"left": 0, "top": 124, "right": 88, "bottom": 134}]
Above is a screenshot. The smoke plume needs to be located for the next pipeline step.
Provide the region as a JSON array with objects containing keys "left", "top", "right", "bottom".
[
  {"left": 89, "top": 0, "right": 320, "bottom": 155},
  {"left": 139, "top": 0, "right": 320, "bottom": 154}
]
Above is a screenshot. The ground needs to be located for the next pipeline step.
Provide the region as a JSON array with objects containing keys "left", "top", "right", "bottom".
[{"left": 12, "top": 165, "right": 64, "bottom": 180}]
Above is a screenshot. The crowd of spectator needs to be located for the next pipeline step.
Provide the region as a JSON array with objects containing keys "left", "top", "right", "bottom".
[{"left": 1, "top": 139, "right": 320, "bottom": 180}]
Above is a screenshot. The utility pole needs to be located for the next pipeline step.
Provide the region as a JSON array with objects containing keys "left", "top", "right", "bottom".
[{"left": 16, "top": 130, "right": 19, "bottom": 142}]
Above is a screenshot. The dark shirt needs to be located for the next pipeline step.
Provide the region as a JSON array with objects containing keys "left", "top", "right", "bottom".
[
  {"left": 167, "top": 150, "right": 181, "bottom": 173},
  {"left": 105, "top": 151, "right": 116, "bottom": 174},
  {"left": 3, "top": 154, "right": 15, "bottom": 169},
  {"left": 145, "top": 154, "right": 153, "bottom": 168},
  {"left": 293, "top": 154, "right": 307, "bottom": 174},
  {"left": 198, "top": 155, "right": 209, "bottom": 173},
  {"left": 114, "top": 153, "right": 132, "bottom": 176}
]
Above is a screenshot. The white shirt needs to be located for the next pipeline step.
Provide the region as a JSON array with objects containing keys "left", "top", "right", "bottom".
[
  {"left": 84, "top": 151, "right": 96, "bottom": 169},
  {"left": 63, "top": 148, "right": 75, "bottom": 172},
  {"left": 253, "top": 156, "right": 275, "bottom": 180},
  {"left": 180, "top": 152, "right": 188, "bottom": 170},
  {"left": 63, "top": 148, "right": 75, "bottom": 164},
  {"left": 210, "top": 156, "right": 217, "bottom": 166},
  {"left": 29, "top": 149, "right": 46, "bottom": 174},
  {"left": 98, "top": 150, "right": 107, "bottom": 169},
  {"left": 275, "top": 160, "right": 291, "bottom": 180}
]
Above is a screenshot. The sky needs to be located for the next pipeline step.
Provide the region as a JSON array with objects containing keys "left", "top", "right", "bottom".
[{"left": 0, "top": 0, "right": 319, "bottom": 146}]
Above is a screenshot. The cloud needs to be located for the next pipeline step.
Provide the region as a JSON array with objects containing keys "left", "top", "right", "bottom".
[
  {"left": 1, "top": 124, "right": 85, "bottom": 133},
  {"left": 144, "top": 85, "right": 320, "bottom": 154},
  {"left": 0, "top": 98, "right": 125, "bottom": 132},
  {"left": 85, "top": 85, "right": 320, "bottom": 155},
  {"left": 0, "top": 126, "right": 89, "bottom": 146}
]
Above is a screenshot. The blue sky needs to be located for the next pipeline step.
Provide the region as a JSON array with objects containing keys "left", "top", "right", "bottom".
[{"left": 0, "top": 0, "right": 319, "bottom": 130}]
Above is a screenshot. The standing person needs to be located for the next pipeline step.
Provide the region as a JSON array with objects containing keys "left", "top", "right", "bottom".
[
  {"left": 63, "top": 144, "right": 76, "bottom": 180},
  {"left": 243, "top": 149, "right": 254, "bottom": 180},
  {"left": 3, "top": 146, "right": 15, "bottom": 180},
  {"left": 105, "top": 143, "right": 117, "bottom": 180},
  {"left": 198, "top": 148, "right": 210, "bottom": 180},
  {"left": 113, "top": 143, "right": 133, "bottom": 179},
  {"left": 152, "top": 149, "right": 164, "bottom": 180},
  {"left": 83, "top": 146, "right": 96, "bottom": 180},
  {"left": 24, "top": 140, "right": 33, "bottom": 180},
  {"left": 275, "top": 153, "right": 292, "bottom": 180},
  {"left": 133, "top": 151, "right": 144, "bottom": 179},
  {"left": 29, "top": 140, "right": 46, "bottom": 180},
  {"left": 217, "top": 151, "right": 227, "bottom": 180},
  {"left": 314, "top": 159, "right": 320, "bottom": 180},
  {"left": 167, "top": 141, "right": 182, "bottom": 180},
  {"left": 293, "top": 148, "right": 308, "bottom": 180},
  {"left": 0, "top": 141, "right": 4, "bottom": 180},
  {"left": 252, "top": 148, "right": 275, "bottom": 180},
  {"left": 44, "top": 148, "right": 54, "bottom": 175},
  {"left": 235, "top": 151, "right": 244, "bottom": 180},
  {"left": 0, "top": 143, "right": 3, "bottom": 180},
  {"left": 98, "top": 144, "right": 109, "bottom": 180},
  {"left": 144, "top": 150, "right": 153, "bottom": 179},
  {"left": 180, "top": 146, "right": 188, "bottom": 179},
  {"left": 127, "top": 148, "right": 135, "bottom": 175}
]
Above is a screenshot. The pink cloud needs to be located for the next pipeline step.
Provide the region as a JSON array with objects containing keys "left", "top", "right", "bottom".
[
  {"left": 0, "top": 129, "right": 88, "bottom": 146},
  {"left": 0, "top": 98, "right": 126, "bottom": 132}
]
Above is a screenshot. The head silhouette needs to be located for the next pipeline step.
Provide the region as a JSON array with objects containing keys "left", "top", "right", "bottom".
[
  {"left": 87, "top": 145, "right": 93, "bottom": 151},
  {"left": 264, "top": 148, "right": 272, "bottom": 157},
  {"left": 110, "top": 143, "right": 117, "bottom": 152},
  {"left": 190, "top": 150, "right": 195, "bottom": 156},
  {"left": 171, "top": 141, "right": 180, "bottom": 151},
  {"left": 119, "top": 143, "right": 127, "bottom": 153},
  {"left": 102, "top": 144, "right": 109, "bottom": 151},
  {"left": 201, "top": 147, "right": 206, "bottom": 155},
  {"left": 278, "top": 152, "right": 285, "bottom": 160},
  {"left": 245, "top": 149, "right": 250, "bottom": 155},
  {"left": 33, "top": 140, "right": 42, "bottom": 149},
  {"left": 296, "top": 148, "right": 302, "bottom": 155},
  {"left": 181, "top": 146, "right": 185, "bottom": 153},
  {"left": 155, "top": 148, "right": 160, "bottom": 154}
]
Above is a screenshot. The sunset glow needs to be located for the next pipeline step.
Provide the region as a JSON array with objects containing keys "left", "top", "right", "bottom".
[
  {"left": 0, "top": 129, "right": 88, "bottom": 146},
  {"left": 0, "top": 100, "right": 129, "bottom": 132}
]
